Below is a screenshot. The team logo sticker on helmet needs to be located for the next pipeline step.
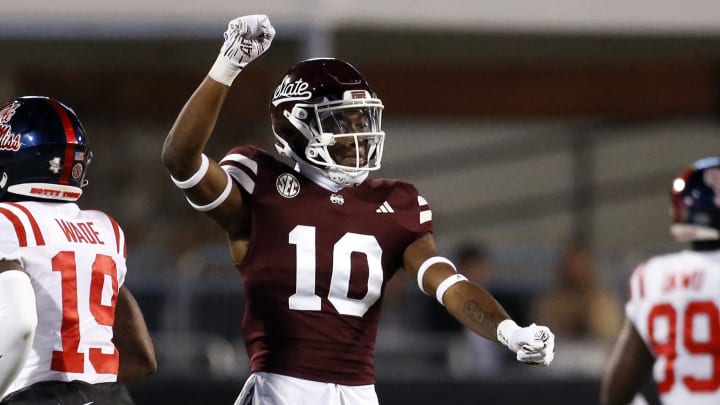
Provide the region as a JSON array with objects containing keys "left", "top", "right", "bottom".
[
  {"left": 0, "top": 101, "right": 21, "bottom": 152},
  {"left": 271, "top": 77, "right": 312, "bottom": 106},
  {"left": 276, "top": 173, "right": 300, "bottom": 198},
  {"left": 71, "top": 163, "right": 83, "bottom": 179},
  {"left": 49, "top": 157, "right": 62, "bottom": 174}
]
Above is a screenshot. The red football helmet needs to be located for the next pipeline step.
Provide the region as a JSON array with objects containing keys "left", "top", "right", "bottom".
[
  {"left": 270, "top": 58, "right": 384, "bottom": 187},
  {"left": 670, "top": 157, "right": 720, "bottom": 241}
]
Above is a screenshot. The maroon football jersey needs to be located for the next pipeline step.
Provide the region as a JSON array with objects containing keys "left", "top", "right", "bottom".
[{"left": 219, "top": 146, "right": 433, "bottom": 385}]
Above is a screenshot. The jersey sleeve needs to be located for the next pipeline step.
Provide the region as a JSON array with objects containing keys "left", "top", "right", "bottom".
[
  {"left": 625, "top": 262, "right": 647, "bottom": 327},
  {"left": 219, "top": 145, "right": 261, "bottom": 198},
  {"left": 394, "top": 181, "right": 433, "bottom": 236},
  {"left": 87, "top": 210, "right": 128, "bottom": 287},
  {"left": 0, "top": 205, "right": 22, "bottom": 261},
  {"left": 106, "top": 214, "right": 127, "bottom": 287},
  {"left": 416, "top": 193, "right": 433, "bottom": 234}
]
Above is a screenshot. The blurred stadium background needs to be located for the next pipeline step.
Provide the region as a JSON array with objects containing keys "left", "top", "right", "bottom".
[{"left": 2, "top": 1, "right": 720, "bottom": 404}]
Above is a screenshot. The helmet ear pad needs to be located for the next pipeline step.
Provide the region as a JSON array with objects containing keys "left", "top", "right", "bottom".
[{"left": 0, "top": 96, "right": 91, "bottom": 202}]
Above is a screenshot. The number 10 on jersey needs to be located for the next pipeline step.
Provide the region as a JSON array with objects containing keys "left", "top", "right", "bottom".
[{"left": 288, "top": 225, "right": 384, "bottom": 317}]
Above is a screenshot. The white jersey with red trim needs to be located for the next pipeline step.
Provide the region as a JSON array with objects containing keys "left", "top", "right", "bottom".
[
  {"left": 0, "top": 201, "right": 127, "bottom": 394},
  {"left": 626, "top": 249, "right": 720, "bottom": 405}
]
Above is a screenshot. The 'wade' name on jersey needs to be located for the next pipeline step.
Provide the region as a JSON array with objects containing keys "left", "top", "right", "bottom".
[{"left": 55, "top": 219, "right": 105, "bottom": 245}]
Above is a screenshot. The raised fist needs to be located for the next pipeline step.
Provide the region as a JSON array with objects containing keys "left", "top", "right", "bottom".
[
  {"left": 220, "top": 14, "right": 275, "bottom": 69},
  {"left": 498, "top": 320, "right": 555, "bottom": 366},
  {"left": 508, "top": 323, "right": 555, "bottom": 366}
]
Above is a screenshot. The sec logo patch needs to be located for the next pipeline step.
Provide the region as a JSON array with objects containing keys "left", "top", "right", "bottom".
[{"left": 276, "top": 173, "right": 300, "bottom": 198}]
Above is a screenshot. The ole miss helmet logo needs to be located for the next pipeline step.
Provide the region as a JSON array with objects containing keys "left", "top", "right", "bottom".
[{"left": 0, "top": 101, "right": 21, "bottom": 152}]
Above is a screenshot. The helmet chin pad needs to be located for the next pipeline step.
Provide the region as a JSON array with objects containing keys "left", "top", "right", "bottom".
[{"left": 327, "top": 166, "right": 369, "bottom": 187}]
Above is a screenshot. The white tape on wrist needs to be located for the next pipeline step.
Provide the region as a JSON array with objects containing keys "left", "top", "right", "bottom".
[
  {"left": 435, "top": 273, "right": 468, "bottom": 306},
  {"left": 171, "top": 154, "right": 210, "bottom": 189},
  {"left": 187, "top": 170, "right": 233, "bottom": 212},
  {"left": 416, "top": 256, "right": 456, "bottom": 295},
  {"left": 208, "top": 54, "right": 242, "bottom": 86},
  {"left": 497, "top": 319, "right": 521, "bottom": 349}
]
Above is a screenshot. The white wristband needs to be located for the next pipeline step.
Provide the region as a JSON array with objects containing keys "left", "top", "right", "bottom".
[
  {"left": 171, "top": 154, "right": 209, "bottom": 189},
  {"left": 497, "top": 319, "right": 521, "bottom": 349},
  {"left": 208, "top": 54, "right": 242, "bottom": 86},
  {"left": 186, "top": 170, "right": 233, "bottom": 212},
  {"left": 435, "top": 273, "right": 468, "bottom": 306},
  {"left": 416, "top": 256, "right": 456, "bottom": 295}
]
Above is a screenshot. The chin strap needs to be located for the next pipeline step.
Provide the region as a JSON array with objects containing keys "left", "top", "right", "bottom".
[
  {"left": 291, "top": 152, "right": 369, "bottom": 192},
  {"left": 327, "top": 167, "right": 368, "bottom": 188}
]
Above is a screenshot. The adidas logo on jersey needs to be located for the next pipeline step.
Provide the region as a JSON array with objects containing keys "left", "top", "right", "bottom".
[{"left": 376, "top": 201, "right": 394, "bottom": 213}]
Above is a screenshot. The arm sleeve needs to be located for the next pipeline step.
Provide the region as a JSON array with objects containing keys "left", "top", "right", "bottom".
[
  {"left": 0, "top": 215, "right": 21, "bottom": 262},
  {"left": 0, "top": 270, "right": 37, "bottom": 398},
  {"left": 625, "top": 263, "right": 646, "bottom": 324}
]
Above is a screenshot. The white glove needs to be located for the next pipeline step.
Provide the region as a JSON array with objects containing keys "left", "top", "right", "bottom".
[
  {"left": 221, "top": 14, "right": 275, "bottom": 69},
  {"left": 497, "top": 320, "right": 555, "bottom": 366},
  {"left": 209, "top": 14, "right": 276, "bottom": 86}
]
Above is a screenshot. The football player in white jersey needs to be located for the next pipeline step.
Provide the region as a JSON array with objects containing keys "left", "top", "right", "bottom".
[
  {"left": 162, "top": 15, "right": 555, "bottom": 405},
  {"left": 601, "top": 157, "right": 720, "bottom": 405},
  {"left": 0, "top": 96, "right": 157, "bottom": 404}
]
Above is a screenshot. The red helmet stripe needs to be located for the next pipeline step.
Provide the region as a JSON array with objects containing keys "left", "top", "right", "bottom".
[
  {"left": 48, "top": 99, "right": 77, "bottom": 185},
  {"left": 0, "top": 206, "right": 28, "bottom": 247},
  {"left": 6, "top": 202, "right": 45, "bottom": 246}
]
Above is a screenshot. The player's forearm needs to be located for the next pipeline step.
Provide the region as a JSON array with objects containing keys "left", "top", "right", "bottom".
[
  {"left": 117, "top": 354, "right": 157, "bottom": 384},
  {"left": 444, "top": 283, "right": 509, "bottom": 341},
  {"left": 600, "top": 320, "right": 652, "bottom": 405},
  {"left": 114, "top": 323, "right": 157, "bottom": 384},
  {"left": 162, "top": 77, "right": 230, "bottom": 178},
  {"left": 163, "top": 15, "right": 274, "bottom": 180},
  {"left": 113, "top": 288, "right": 157, "bottom": 384}
]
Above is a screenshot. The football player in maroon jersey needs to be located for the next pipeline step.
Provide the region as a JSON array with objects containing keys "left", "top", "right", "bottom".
[
  {"left": 0, "top": 97, "right": 156, "bottom": 404},
  {"left": 162, "top": 14, "right": 555, "bottom": 405}
]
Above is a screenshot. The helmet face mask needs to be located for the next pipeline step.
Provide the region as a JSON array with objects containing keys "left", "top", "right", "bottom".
[
  {"left": 670, "top": 157, "right": 720, "bottom": 242},
  {"left": 270, "top": 58, "right": 385, "bottom": 187},
  {"left": 0, "top": 96, "right": 91, "bottom": 202},
  {"left": 303, "top": 97, "right": 384, "bottom": 171}
]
